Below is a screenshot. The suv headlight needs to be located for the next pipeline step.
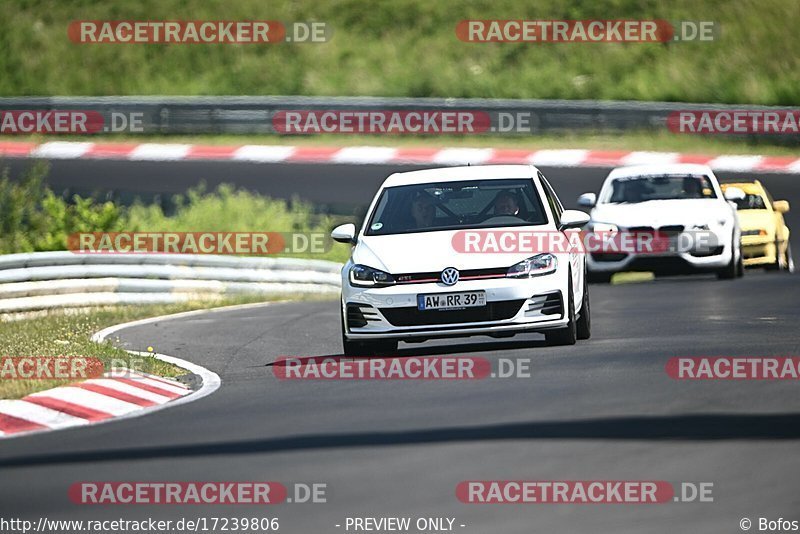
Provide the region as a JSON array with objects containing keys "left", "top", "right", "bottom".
[
  {"left": 507, "top": 253, "right": 558, "bottom": 278},
  {"left": 349, "top": 264, "right": 396, "bottom": 287}
]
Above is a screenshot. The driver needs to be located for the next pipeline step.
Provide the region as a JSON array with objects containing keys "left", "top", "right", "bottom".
[
  {"left": 493, "top": 191, "right": 520, "bottom": 216},
  {"left": 682, "top": 176, "right": 702, "bottom": 198},
  {"left": 410, "top": 191, "right": 436, "bottom": 228}
]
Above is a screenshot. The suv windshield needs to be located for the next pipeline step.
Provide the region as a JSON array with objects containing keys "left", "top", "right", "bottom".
[
  {"left": 601, "top": 174, "right": 718, "bottom": 204},
  {"left": 365, "top": 179, "right": 548, "bottom": 235}
]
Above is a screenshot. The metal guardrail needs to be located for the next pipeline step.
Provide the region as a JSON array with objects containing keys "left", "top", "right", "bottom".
[
  {"left": 0, "top": 95, "right": 796, "bottom": 137},
  {"left": 0, "top": 252, "right": 342, "bottom": 313}
]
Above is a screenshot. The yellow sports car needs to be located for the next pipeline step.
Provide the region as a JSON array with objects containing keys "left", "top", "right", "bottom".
[{"left": 721, "top": 181, "right": 793, "bottom": 272}]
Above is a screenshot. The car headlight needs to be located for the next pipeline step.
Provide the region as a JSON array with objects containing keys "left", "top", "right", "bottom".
[
  {"left": 349, "top": 264, "right": 396, "bottom": 287},
  {"left": 507, "top": 254, "right": 558, "bottom": 278},
  {"left": 591, "top": 222, "right": 619, "bottom": 233}
]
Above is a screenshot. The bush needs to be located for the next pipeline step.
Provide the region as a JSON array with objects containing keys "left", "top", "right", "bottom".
[
  {"left": 0, "top": 164, "right": 350, "bottom": 262},
  {"left": 0, "top": 162, "right": 124, "bottom": 253}
]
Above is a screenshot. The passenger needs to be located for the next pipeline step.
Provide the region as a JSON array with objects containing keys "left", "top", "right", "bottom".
[{"left": 493, "top": 191, "right": 520, "bottom": 216}]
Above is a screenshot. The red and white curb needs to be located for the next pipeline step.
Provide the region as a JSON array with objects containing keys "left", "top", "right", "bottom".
[
  {"left": 1, "top": 141, "right": 798, "bottom": 173},
  {"left": 0, "top": 370, "right": 191, "bottom": 437},
  {"left": 0, "top": 305, "right": 232, "bottom": 440}
]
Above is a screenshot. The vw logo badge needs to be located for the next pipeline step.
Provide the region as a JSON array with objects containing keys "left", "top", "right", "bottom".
[{"left": 440, "top": 267, "right": 459, "bottom": 286}]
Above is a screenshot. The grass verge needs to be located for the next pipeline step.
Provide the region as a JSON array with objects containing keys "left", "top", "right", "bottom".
[
  {"left": 1, "top": 0, "right": 798, "bottom": 105},
  {"left": 0, "top": 293, "right": 331, "bottom": 400}
]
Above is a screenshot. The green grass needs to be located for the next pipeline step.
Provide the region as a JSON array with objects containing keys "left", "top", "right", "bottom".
[
  {"left": 0, "top": 0, "right": 798, "bottom": 105},
  {"left": 0, "top": 294, "right": 330, "bottom": 399}
]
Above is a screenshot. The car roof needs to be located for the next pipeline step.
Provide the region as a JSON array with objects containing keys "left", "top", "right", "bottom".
[
  {"left": 606, "top": 164, "right": 715, "bottom": 180},
  {"left": 721, "top": 181, "right": 765, "bottom": 194},
  {"left": 382, "top": 164, "right": 540, "bottom": 187}
]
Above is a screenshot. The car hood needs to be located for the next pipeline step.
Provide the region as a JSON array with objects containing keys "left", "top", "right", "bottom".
[
  {"left": 352, "top": 229, "right": 546, "bottom": 273},
  {"left": 736, "top": 210, "right": 776, "bottom": 232},
  {"left": 590, "top": 199, "right": 733, "bottom": 228}
]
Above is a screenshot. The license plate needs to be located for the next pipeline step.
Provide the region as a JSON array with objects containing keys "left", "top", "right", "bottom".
[{"left": 417, "top": 291, "right": 486, "bottom": 311}]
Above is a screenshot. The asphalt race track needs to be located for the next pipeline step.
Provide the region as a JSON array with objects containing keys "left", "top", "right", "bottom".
[{"left": 0, "top": 159, "right": 799, "bottom": 533}]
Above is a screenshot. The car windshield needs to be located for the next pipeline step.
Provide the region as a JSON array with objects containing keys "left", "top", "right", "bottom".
[
  {"left": 732, "top": 193, "right": 767, "bottom": 210},
  {"left": 364, "top": 179, "right": 548, "bottom": 235},
  {"left": 601, "top": 174, "right": 718, "bottom": 203}
]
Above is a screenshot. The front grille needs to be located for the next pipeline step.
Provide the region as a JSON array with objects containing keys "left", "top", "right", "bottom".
[
  {"left": 525, "top": 291, "right": 563, "bottom": 317},
  {"left": 689, "top": 245, "right": 724, "bottom": 257},
  {"left": 626, "top": 256, "right": 695, "bottom": 273},
  {"left": 347, "top": 304, "right": 380, "bottom": 328},
  {"left": 659, "top": 225, "right": 685, "bottom": 235},
  {"left": 394, "top": 267, "right": 508, "bottom": 284},
  {"left": 591, "top": 252, "right": 629, "bottom": 262},
  {"left": 379, "top": 300, "right": 525, "bottom": 327},
  {"left": 627, "top": 225, "right": 684, "bottom": 234}
]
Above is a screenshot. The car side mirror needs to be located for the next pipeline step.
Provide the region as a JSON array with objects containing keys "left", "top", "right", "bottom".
[
  {"left": 559, "top": 210, "right": 591, "bottom": 230},
  {"left": 577, "top": 192, "right": 596, "bottom": 208},
  {"left": 723, "top": 187, "right": 745, "bottom": 201},
  {"left": 331, "top": 223, "right": 357, "bottom": 244},
  {"left": 773, "top": 200, "right": 790, "bottom": 213}
]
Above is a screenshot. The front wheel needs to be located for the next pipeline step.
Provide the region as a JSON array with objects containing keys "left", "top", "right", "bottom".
[
  {"left": 576, "top": 277, "right": 591, "bottom": 340},
  {"left": 768, "top": 240, "right": 794, "bottom": 273},
  {"left": 545, "top": 285, "right": 577, "bottom": 346},
  {"left": 717, "top": 240, "right": 740, "bottom": 280}
]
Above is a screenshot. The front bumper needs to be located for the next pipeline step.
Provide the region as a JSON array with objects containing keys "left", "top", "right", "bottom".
[
  {"left": 741, "top": 235, "right": 776, "bottom": 266},
  {"left": 342, "top": 276, "right": 568, "bottom": 340},
  {"left": 587, "top": 231, "right": 733, "bottom": 274}
]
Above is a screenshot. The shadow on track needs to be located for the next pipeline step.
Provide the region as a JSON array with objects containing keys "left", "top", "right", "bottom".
[{"left": 2, "top": 413, "right": 800, "bottom": 468}]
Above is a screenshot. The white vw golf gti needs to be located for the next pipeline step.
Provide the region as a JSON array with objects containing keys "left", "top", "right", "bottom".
[{"left": 331, "top": 165, "right": 591, "bottom": 355}]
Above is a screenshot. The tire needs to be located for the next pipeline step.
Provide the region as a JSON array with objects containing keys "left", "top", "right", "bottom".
[
  {"left": 716, "top": 239, "right": 739, "bottom": 280},
  {"left": 736, "top": 245, "right": 744, "bottom": 278},
  {"left": 545, "top": 283, "right": 577, "bottom": 346},
  {"left": 765, "top": 239, "right": 781, "bottom": 271},
  {"left": 340, "top": 306, "right": 398, "bottom": 356},
  {"left": 576, "top": 276, "right": 591, "bottom": 340},
  {"left": 768, "top": 240, "right": 793, "bottom": 272},
  {"left": 587, "top": 271, "right": 613, "bottom": 284}
]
